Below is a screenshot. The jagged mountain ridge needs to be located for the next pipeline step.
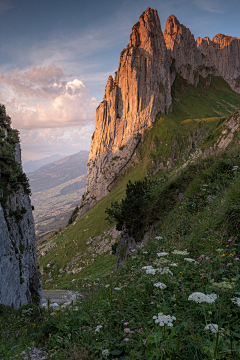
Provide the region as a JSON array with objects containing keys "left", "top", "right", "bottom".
[{"left": 82, "top": 7, "right": 240, "bottom": 216}]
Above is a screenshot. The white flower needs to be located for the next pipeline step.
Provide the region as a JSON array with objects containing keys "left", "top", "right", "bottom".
[
  {"left": 153, "top": 313, "right": 176, "bottom": 327},
  {"left": 232, "top": 166, "right": 239, "bottom": 170},
  {"left": 169, "top": 263, "right": 178, "bottom": 267},
  {"left": 95, "top": 325, "right": 102, "bottom": 332},
  {"left": 157, "top": 252, "right": 169, "bottom": 257},
  {"left": 159, "top": 267, "right": 173, "bottom": 275},
  {"left": 142, "top": 265, "right": 153, "bottom": 270},
  {"left": 146, "top": 269, "right": 158, "bottom": 275},
  {"left": 184, "top": 258, "right": 195, "bottom": 262},
  {"left": 188, "top": 292, "right": 217, "bottom": 304},
  {"left": 216, "top": 249, "right": 224, "bottom": 253},
  {"left": 142, "top": 251, "right": 148, "bottom": 254},
  {"left": 156, "top": 236, "right": 163, "bottom": 240},
  {"left": 154, "top": 282, "right": 167, "bottom": 289},
  {"left": 231, "top": 297, "right": 240, "bottom": 307},
  {"left": 204, "top": 324, "right": 224, "bottom": 337},
  {"left": 105, "top": 284, "right": 110, "bottom": 288},
  {"left": 114, "top": 287, "right": 122, "bottom": 290},
  {"left": 172, "top": 250, "right": 189, "bottom": 255},
  {"left": 102, "top": 349, "right": 110, "bottom": 357}
]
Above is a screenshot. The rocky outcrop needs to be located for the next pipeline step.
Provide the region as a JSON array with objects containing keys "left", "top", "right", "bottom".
[
  {"left": 0, "top": 107, "right": 41, "bottom": 309},
  {"left": 81, "top": 7, "right": 240, "bottom": 214},
  {"left": 85, "top": 7, "right": 171, "bottom": 205},
  {"left": 164, "top": 15, "right": 240, "bottom": 91},
  {"left": 116, "top": 226, "right": 136, "bottom": 270}
]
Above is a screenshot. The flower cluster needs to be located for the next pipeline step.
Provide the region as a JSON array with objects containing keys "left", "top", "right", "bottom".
[
  {"left": 95, "top": 325, "right": 102, "bottom": 332},
  {"left": 184, "top": 258, "right": 196, "bottom": 263},
  {"left": 172, "top": 250, "right": 189, "bottom": 255},
  {"left": 204, "top": 324, "right": 224, "bottom": 337},
  {"left": 157, "top": 252, "right": 169, "bottom": 257},
  {"left": 231, "top": 297, "right": 240, "bottom": 307},
  {"left": 153, "top": 313, "right": 176, "bottom": 327},
  {"left": 102, "top": 349, "right": 110, "bottom": 357},
  {"left": 188, "top": 292, "right": 217, "bottom": 304},
  {"left": 159, "top": 267, "right": 173, "bottom": 275},
  {"left": 153, "top": 282, "right": 167, "bottom": 289}
]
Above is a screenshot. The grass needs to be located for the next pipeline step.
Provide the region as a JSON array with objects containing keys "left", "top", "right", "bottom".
[
  {"left": 1, "top": 147, "right": 240, "bottom": 359},
  {"left": 37, "top": 74, "right": 240, "bottom": 291}
]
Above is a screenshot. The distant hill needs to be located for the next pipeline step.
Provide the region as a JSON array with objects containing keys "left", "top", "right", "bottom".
[
  {"left": 28, "top": 151, "right": 88, "bottom": 241},
  {"left": 23, "top": 154, "right": 65, "bottom": 173}
]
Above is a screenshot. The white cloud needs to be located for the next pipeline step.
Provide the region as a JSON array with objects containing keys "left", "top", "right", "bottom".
[{"left": 1, "top": 65, "right": 99, "bottom": 130}]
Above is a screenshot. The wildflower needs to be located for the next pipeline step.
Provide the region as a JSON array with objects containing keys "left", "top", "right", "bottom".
[
  {"left": 178, "top": 193, "right": 184, "bottom": 200},
  {"left": 156, "top": 236, "right": 163, "bottom": 240},
  {"left": 124, "top": 328, "right": 134, "bottom": 333},
  {"left": 142, "top": 251, "right": 148, "bottom": 254},
  {"left": 172, "top": 250, "right": 189, "bottom": 255},
  {"left": 169, "top": 263, "right": 178, "bottom": 267},
  {"left": 142, "top": 265, "right": 153, "bottom": 270},
  {"left": 158, "top": 267, "right": 172, "bottom": 275},
  {"left": 153, "top": 313, "right": 176, "bottom": 327},
  {"left": 227, "top": 263, "right": 233, "bottom": 266},
  {"left": 188, "top": 292, "right": 217, "bottom": 304},
  {"left": 235, "top": 258, "right": 240, "bottom": 260},
  {"left": 231, "top": 297, "right": 240, "bottom": 307},
  {"left": 204, "top": 324, "right": 224, "bottom": 337},
  {"left": 146, "top": 269, "right": 158, "bottom": 275},
  {"left": 216, "top": 249, "right": 224, "bottom": 252},
  {"left": 124, "top": 338, "right": 130, "bottom": 341},
  {"left": 95, "top": 325, "right": 102, "bottom": 332},
  {"left": 154, "top": 282, "right": 167, "bottom": 289},
  {"left": 105, "top": 284, "right": 110, "bottom": 288},
  {"left": 184, "top": 258, "right": 195, "bottom": 263},
  {"left": 114, "top": 287, "right": 122, "bottom": 290},
  {"left": 157, "top": 252, "right": 168, "bottom": 257},
  {"left": 102, "top": 349, "right": 110, "bottom": 358},
  {"left": 226, "top": 245, "right": 229, "bottom": 247},
  {"left": 143, "top": 339, "right": 147, "bottom": 344},
  {"left": 221, "top": 254, "right": 225, "bottom": 257},
  {"left": 232, "top": 166, "right": 239, "bottom": 170},
  {"left": 124, "top": 322, "right": 129, "bottom": 325}
]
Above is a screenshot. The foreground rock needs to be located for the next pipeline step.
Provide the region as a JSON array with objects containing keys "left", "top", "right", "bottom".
[{"left": 0, "top": 105, "right": 41, "bottom": 309}]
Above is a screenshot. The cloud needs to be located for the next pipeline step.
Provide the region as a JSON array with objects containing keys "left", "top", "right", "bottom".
[
  {"left": 2, "top": 65, "right": 99, "bottom": 129},
  {"left": 193, "top": 0, "right": 227, "bottom": 14},
  {"left": 0, "top": 0, "right": 14, "bottom": 15},
  {"left": 19, "top": 125, "right": 94, "bottom": 160}
]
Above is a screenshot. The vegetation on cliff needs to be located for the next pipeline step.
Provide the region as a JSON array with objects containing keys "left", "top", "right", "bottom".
[{"left": 1, "top": 145, "right": 240, "bottom": 359}]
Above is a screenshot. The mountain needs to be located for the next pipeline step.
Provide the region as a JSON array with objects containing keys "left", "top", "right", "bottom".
[
  {"left": 28, "top": 151, "right": 88, "bottom": 241},
  {"left": 23, "top": 154, "right": 65, "bottom": 174},
  {"left": 0, "top": 105, "right": 41, "bottom": 309},
  {"left": 80, "top": 7, "right": 240, "bottom": 216}
]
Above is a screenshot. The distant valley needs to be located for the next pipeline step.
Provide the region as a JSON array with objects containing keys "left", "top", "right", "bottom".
[
  {"left": 27, "top": 151, "right": 88, "bottom": 241},
  {"left": 23, "top": 154, "right": 66, "bottom": 173}
]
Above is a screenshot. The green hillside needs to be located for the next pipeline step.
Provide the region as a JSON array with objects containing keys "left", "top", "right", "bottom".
[{"left": 37, "top": 74, "right": 240, "bottom": 290}]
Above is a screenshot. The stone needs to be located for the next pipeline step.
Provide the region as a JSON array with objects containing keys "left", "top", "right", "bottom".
[
  {"left": 80, "top": 7, "right": 240, "bottom": 217},
  {"left": 0, "top": 127, "right": 41, "bottom": 309}
]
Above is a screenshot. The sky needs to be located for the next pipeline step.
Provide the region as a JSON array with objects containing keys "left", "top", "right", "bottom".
[{"left": 0, "top": 0, "right": 240, "bottom": 160}]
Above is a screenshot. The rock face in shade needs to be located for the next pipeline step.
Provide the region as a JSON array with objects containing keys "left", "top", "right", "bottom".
[
  {"left": 0, "top": 126, "right": 42, "bottom": 309},
  {"left": 81, "top": 7, "right": 240, "bottom": 215}
]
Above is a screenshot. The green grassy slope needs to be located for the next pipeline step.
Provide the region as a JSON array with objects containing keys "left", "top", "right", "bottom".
[
  {"left": 37, "top": 75, "right": 240, "bottom": 290},
  {"left": 3, "top": 143, "right": 240, "bottom": 360}
]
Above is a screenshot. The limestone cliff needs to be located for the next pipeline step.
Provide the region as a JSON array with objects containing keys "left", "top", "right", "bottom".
[
  {"left": 164, "top": 15, "right": 240, "bottom": 91},
  {"left": 81, "top": 7, "right": 240, "bottom": 215},
  {"left": 0, "top": 105, "right": 42, "bottom": 309}
]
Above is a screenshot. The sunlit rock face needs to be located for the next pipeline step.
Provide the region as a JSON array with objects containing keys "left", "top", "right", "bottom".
[
  {"left": 164, "top": 15, "right": 240, "bottom": 90},
  {"left": 81, "top": 7, "right": 240, "bottom": 214},
  {"left": 84, "top": 7, "right": 171, "bottom": 209},
  {"left": 0, "top": 134, "right": 42, "bottom": 309}
]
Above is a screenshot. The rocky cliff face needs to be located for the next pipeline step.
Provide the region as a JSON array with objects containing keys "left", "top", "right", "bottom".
[
  {"left": 0, "top": 106, "right": 42, "bottom": 309},
  {"left": 164, "top": 15, "right": 240, "bottom": 91},
  {"left": 81, "top": 7, "right": 240, "bottom": 214}
]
